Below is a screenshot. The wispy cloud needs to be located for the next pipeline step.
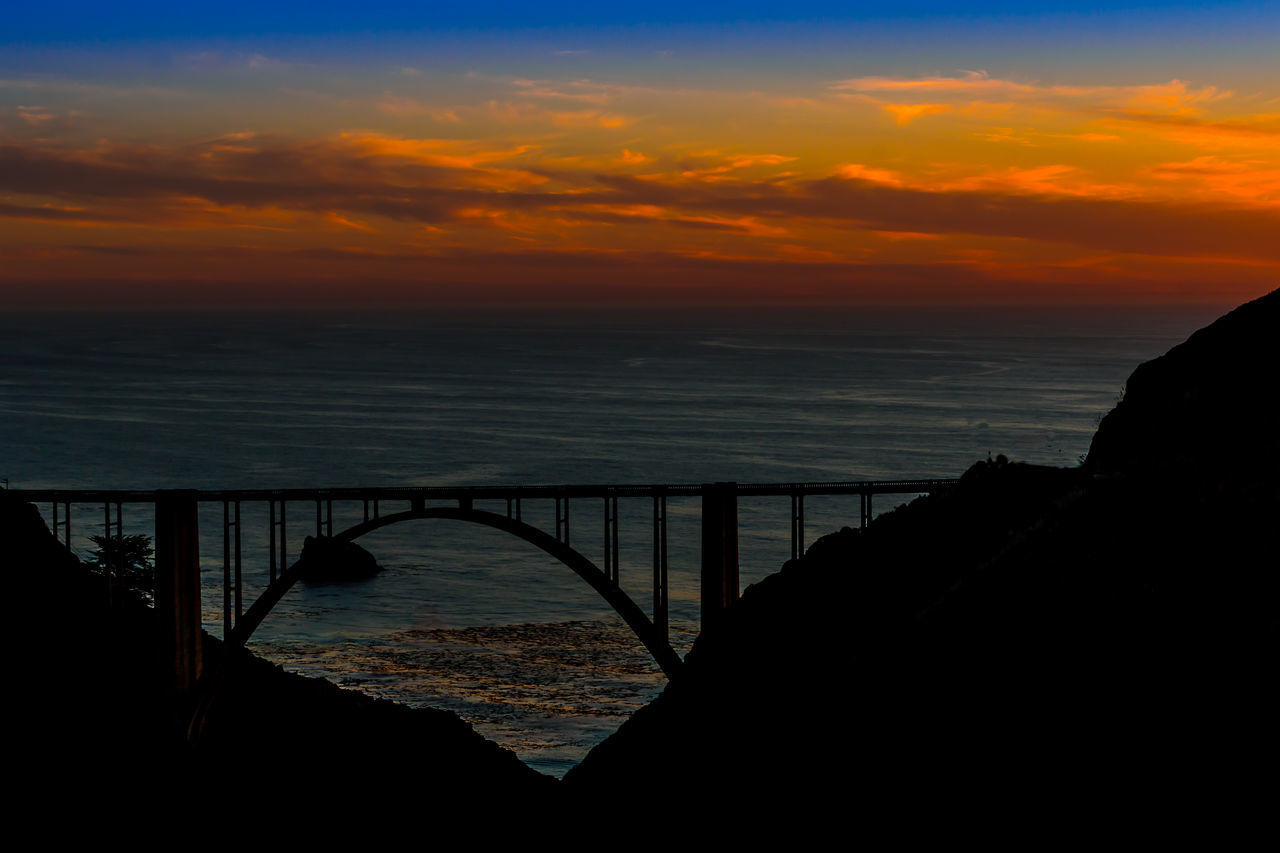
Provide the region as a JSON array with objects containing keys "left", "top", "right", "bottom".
[
  {"left": 0, "top": 77, "right": 179, "bottom": 97},
  {"left": 4, "top": 133, "right": 1279, "bottom": 266},
  {"left": 3, "top": 61, "right": 1278, "bottom": 303},
  {"left": 1147, "top": 156, "right": 1280, "bottom": 203},
  {"left": 548, "top": 110, "right": 634, "bottom": 129},
  {"left": 374, "top": 94, "right": 461, "bottom": 122},
  {"left": 512, "top": 79, "right": 614, "bottom": 105},
  {"left": 834, "top": 71, "right": 1231, "bottom": 114},
  {"left": 1103, "top": 111, "right": 1280, "bottom": 146},
  {"left": 883, "top": 103, "right": 951, "bottom": 125},
  {"left": 833, "top": 70, "right": 1040, "bottom": 96}
]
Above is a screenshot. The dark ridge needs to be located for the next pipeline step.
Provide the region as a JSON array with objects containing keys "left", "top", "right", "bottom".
[
  {"left": 567, "top": 288, "right": 1280, "bottom": 817},
  {"left": 1086, "top": 288, "right": 1280, "bottom": 503}
]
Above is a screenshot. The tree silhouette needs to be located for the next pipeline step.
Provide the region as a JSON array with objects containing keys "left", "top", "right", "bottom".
[{"left": 86, "top": 533, "right": 155, "bottom": 591}]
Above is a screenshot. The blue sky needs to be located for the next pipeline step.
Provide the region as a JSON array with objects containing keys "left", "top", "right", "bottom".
[{"left": 7, "top": 2, "right": 1276, "bottom": 43}]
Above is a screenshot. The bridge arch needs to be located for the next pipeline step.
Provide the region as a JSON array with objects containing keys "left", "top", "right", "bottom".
[{"left": 228, "top": 505, "right": 683, "bottom": 678}]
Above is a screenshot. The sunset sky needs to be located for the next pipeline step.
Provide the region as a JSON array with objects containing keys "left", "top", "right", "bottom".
[{"left": 3, "top": 2, "right": 1278, "bottom": 307}]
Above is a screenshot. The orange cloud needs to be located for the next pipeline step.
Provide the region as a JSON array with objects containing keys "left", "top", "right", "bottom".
[
  {"left": 17, "top": 105, "right": 57, "bottom": 126},
  {"left": 335, "top": 132, "right": 539, "bottom": 168},
  {"left": 3, "top": 116, "right": 1279, "bottom": 307},
  {"left": 323, "top": 212, "right": 375, "bottom": 232},
  {"left": 833, "top": 70, "right": 1039, "bottom": 96},
  {"left": 836, "top": 72, "right": 1230, "bottom": 115},
  {"left": 549, "top": 110, "right": 634, "bottom": 129},
  {"left": 836, "top": 164, "right": 905, "bottom": 186},
  {"left": 679, "top": 152, "right": 798, "bottom": 180},
  {"left": 2, "top": 57, "right": 1276, "bottom": 307},
  {"left": 872, "top": 231, "right": 942, "bottom": 241},
  {"left": 1105, "top": 111, "right": 1280, "bottom": 148},
  {"left": 1148, "top": 156, "right": 1280, "bottom": 204},
  {"left": 935, "top": 165, "right": 1139, "bottom": 198},
  {"left": 883, "top": 104, "right": 951, "bottom": 125},
  {"left": 617, "top": 149, "right": 652, "bottom": 165}
]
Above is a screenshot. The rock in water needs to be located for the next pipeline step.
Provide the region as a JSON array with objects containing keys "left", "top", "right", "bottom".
[{"left": 297, "top": 535, "right": 383, "bottom": 583}]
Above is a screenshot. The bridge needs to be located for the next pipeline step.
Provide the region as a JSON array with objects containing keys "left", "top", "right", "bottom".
[{"left": 14, "top": 479, "right": 957, "bottom": 689}]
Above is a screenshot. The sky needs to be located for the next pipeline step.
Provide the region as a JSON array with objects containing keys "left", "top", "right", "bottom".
[{"left": 2, "top": 3, "right": 1278, "bottom": 307}]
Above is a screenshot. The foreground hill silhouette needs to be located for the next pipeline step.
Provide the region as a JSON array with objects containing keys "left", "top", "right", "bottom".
[
  {"left": 4, "top": 492, "right": 551, "bottom": 799},
  {"left": 568, "top": 288, "right": 1280, "bottom": 810}
]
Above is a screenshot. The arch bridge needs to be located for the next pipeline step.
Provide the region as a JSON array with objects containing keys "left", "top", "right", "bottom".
[{"left": 15, "top": 479, "right": 957, "bottom": 687}]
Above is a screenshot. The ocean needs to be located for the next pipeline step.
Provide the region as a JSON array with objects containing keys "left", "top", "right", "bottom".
[{"left": 0, "top": 304, "right": 1225, "bottom": 775}]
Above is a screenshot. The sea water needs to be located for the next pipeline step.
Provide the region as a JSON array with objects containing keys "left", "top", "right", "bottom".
[{"left": 0, "top": 304, "right": 1224, "bottom": 775}]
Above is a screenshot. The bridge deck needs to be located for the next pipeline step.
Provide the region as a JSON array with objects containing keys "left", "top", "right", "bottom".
[
  {"left": 10, "top": 477, "right": 961, "bottom": 687},
  {"left": 8, "top": 478, "right": 959, "bottom": 503}
]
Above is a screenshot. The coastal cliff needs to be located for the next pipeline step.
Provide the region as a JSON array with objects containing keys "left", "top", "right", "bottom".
[{"left": 568, "top": 288, "right": 1280, "bottom": 811}]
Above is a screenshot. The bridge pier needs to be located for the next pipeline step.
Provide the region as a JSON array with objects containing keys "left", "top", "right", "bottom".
[
  {"left": 103, "top": 500, "right": 122, "bottom": 606},
  {"left": 222, "top": 499, "right": 242, "bottom": 636},
  {"left": 155, "top": 490, "right": 202, "bottom": 692},
  {"left": 653, "top": 494, "right": 668, "bottom": 640},
  {"left": 603, "top": 493, "right": 619, "bottom": 585},
  {"left": 701, "top": 482, "right": 740, "bottom": 625},
  {"left": 790, "top": 491, "right": 806, "bottom": 560}
]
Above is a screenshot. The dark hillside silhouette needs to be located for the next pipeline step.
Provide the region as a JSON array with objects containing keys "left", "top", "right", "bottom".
[
  {"left": 4, "top": 489, "right": 553, "bottom": 800},
  {"left": 569, "top": 288, "right": 1280, "bottom": 816},
  {"left": 1087, "top": 288, "right": 1280, "bottom": 502}
]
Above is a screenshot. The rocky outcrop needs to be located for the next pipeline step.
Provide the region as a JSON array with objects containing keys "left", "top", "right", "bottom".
[
  {"left": 296, "top": 534, "right": 383, "bottom": 582},
  {"left": 568, "top": 288, "right": 1280, "bottom": 817}
]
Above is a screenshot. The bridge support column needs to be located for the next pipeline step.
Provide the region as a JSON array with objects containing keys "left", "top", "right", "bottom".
[
  {"left": 701, "top": 482, "right": 740, "bottom": 625},
  {"left": 155, "top": 490, "right": 203, "bottom": 692}
]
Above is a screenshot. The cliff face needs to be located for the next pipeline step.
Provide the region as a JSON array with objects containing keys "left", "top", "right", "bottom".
[{"left": 568, "top": 288, "right": 1280, "bottom": 812}]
